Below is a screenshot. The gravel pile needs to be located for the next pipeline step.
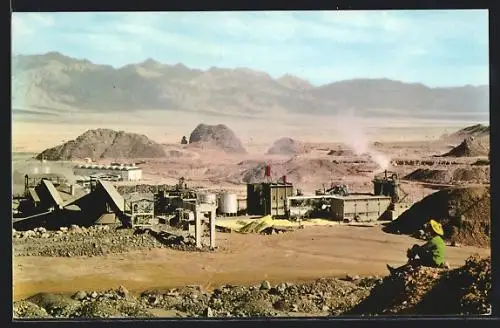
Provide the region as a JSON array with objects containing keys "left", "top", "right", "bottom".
[
  {"left": 14, "top": 286, "right": 153, "bottom": 319},
  {"left": 15, "top": 255, "right": 490, "bottom": 319},
  {"left": 385, "top": 186, "right": 490, "bottom": 247},
  {"left": 348, "top": 255, "right": 492, "bottom": 315},
  {"left": 404, "top": 167, "right": 489, "bottom": 185},
  {"left": 14, "top": 278, "right": 379, "bottom": 319},
  {"left": 12, "top": 225, "right": 212, "bottom": 257}
]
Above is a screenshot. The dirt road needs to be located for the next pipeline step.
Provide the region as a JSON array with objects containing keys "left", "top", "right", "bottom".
[{"left": 13, "top": 226, "right": 489, "bottom": 301}]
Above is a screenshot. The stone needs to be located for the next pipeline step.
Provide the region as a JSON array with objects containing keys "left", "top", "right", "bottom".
[
  {"left": 72, "top": 291, "right": 87, "bottom": 300},
  {"left": 41, "top": 233, "right": 50, "bottom": 238},
  {"left": 60, "top": 227, "right": 68, "bottom": 232},
  {"left": 91, "top": 292, "right": 98, "bottom": 298},
  {"left": 24, "top": 230, "right": 36, "bottom": 237},
  {"left": 117, "top": 285, "right": 129, "bottom": 298},
  {"left": 148, "top": 295, "right": 159, "bottom": 305},
  {"left": 205, "top": 307, "right": 214, "bottom": 317},
  {"left": 346, "top": 274, "right": 360, "bottom": 281},
  {"left": 260, "top": 280, "right": 271, "bottom": 290}
]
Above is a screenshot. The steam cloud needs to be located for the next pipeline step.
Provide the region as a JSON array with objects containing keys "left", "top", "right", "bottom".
[
  {"left": 332, "top": 109, "right": 391, "bottom": 171},
  {"left": 12, "top": 155, "right": 77, "bottom": 184}
]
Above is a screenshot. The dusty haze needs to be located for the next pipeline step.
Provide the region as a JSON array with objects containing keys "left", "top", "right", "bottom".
[{"left": 12, "top": 111, "right": 480, "bottom": 153}]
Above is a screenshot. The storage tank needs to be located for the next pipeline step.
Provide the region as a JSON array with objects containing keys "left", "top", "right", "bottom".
[
  {"left": 197, "top": 192, "right": 217, "bottom": 205},
  {"left": 219, "top": 192, "right": 237, "bottom": 215},
  {"left": 43, "top": 166, "right": 50, "bottom": 174}
]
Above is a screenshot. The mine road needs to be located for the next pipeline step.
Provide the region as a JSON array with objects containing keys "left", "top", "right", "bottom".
[{"left": 13, "top": 225, "right": 489, "bottom": 301}]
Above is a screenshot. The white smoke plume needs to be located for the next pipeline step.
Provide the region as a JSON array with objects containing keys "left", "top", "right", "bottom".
[{"left": 332, "top": 109, "right": 391, "bottom": 171}]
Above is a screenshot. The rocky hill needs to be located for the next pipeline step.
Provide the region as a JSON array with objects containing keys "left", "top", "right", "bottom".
[
  {"left": 449, "top": 124, "right": 490, "bottom": 139},
  {"left": 36, "top": 129, "right": 166, "bottom": 160},
  {"left": 266, "top": 137, "right": 305, "bottom": 155},
  {"left": 442, "top": 136, "right": 489, "bottom": 157},
  {"left": 12, "top": 52, "right": 489, "bottom": 120},
  {"left": 188, "top": 124, "right": 246, "bottom": 154}
]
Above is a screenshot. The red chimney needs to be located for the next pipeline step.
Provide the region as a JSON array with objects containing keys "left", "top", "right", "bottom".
[
  {"left": 282, "top": 175, "right": 287, "bottom": 184},
  {"left": 264, "top": 164, "right": 271, "bottom": 177}
]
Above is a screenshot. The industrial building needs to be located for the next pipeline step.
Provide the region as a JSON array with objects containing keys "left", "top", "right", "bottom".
[
  {"left": 247, "top": 182, "right": 294, "bottom": 217},
  {"left": 124, "top": 192, "right": 155, "bottom": 226},
  {"left": 14, "top": 177, "right": 131, "bottom": 230},
  {"left": 330, "top": 195, "right": 392, "bottom": 222},
  {"left": 269, "top": 170, "right": 409, "bottom": 222},
  {"left": 73, "top": 164, "right": 142, "bottom": 181}
]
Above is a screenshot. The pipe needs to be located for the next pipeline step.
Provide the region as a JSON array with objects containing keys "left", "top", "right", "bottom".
[{"left": 13, "top": 209, "right": 54, "bottom": 223}]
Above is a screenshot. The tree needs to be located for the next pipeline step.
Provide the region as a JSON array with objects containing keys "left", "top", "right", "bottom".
[{"left": 181, "top": 136, "right": 188, "bottom": 144}]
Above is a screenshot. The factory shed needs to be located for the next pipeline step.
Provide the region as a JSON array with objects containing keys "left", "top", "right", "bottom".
[
  {"left": 64, "top": 180, "right": 126, "bottom": 226},
  {"left": 14, "top": 179, "right": 128, "bottom": 230},
  {"left": 330, "top": 195, "right": 392, "bottom": 222},
  {"left": 73, "top": 163, "right": 142, "bottom": 181},
  {"left": 247, "top": 182, "right": 294, "bottom": 217}
]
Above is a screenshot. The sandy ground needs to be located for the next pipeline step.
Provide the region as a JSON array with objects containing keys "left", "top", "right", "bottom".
[{"left": 13, "top": 225, "right": 489, "bottom": 301}]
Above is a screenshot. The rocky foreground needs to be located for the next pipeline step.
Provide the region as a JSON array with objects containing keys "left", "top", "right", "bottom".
[
  {"left": 13, "top": 225, "right": 212, "bottom": 257},
  {"left": 13, "top": 256, "right": 491, "bottom": 319}
]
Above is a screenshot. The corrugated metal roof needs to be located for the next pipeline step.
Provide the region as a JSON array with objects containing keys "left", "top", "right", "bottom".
[
  {"left": 74, "top": 165, "right": 140, "bottom": 171},
  {"left": 40, "top": 179, "right": 64, "bottom": 206},
  {"left": 64, "top": 204, "right": 82, "bottom": 211},
  {"left": 98, "top": 180, "right": 125, "bottom": 212},
  {"left": 28, "top": 188, "right": 40, "bottom": 203}
]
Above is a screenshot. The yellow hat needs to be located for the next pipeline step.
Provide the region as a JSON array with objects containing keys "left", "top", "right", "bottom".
[{"left": 429, "top": 219, "right": 444, "bottom": 236}]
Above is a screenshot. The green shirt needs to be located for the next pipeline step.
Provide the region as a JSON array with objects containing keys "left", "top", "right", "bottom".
[{"left": 421, "top": 236, "right": 446, "bottom": 266}]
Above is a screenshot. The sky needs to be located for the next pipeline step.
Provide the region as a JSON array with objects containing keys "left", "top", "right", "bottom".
[{"left": 11, "top": 10, "right": 489, "bottom": 87}]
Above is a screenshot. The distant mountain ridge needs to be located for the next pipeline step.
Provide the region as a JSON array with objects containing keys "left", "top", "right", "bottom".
[{"left": 12, "top": 52, "right": 489, "bottom": 119}]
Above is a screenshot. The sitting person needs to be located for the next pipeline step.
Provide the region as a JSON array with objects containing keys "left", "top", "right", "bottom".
[{"left": 387, "top": 219, "right": 446, "bottom": 275}]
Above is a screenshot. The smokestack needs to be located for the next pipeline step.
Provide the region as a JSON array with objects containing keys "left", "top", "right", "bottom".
[
  {"left": 282, "top": 175, "right": 287, "bottom": 184},
  {"left": 70, "top": 184, "right": 75, "bottom": 196},
  {"left": 264, "top": 164, "right": 271, "bottom": 178}
]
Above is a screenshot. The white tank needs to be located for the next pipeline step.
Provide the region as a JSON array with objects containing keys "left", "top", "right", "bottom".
[
  {"left": 219, "top": 192, "right": 238, "bottom": 214},
  {"left": 197, "top": 192, "right": 217, "bottom": 205},
  {"left": 32, "top": 167, "right": 39, "bottom": 174},
  {"left": 43, "top": 166, "right": 50, "bottom": 174}
]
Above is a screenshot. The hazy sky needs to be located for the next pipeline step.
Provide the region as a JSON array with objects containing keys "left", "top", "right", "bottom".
[{"left": 12, "top": 10, "right": 489, "bottom": 87}]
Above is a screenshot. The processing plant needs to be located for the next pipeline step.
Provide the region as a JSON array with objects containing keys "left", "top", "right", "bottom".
[{"left": 246, "top": 170, "right": 411, "bottom": 223}]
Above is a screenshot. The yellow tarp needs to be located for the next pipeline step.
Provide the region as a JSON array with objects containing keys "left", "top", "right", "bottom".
[{"left": 215, "top": 216, "right": 340, "bottom": 233}]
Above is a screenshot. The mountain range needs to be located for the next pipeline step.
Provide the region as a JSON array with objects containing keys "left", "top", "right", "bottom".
[{"left": 12, "top": 52, "right": 489, "bottom": 120}]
